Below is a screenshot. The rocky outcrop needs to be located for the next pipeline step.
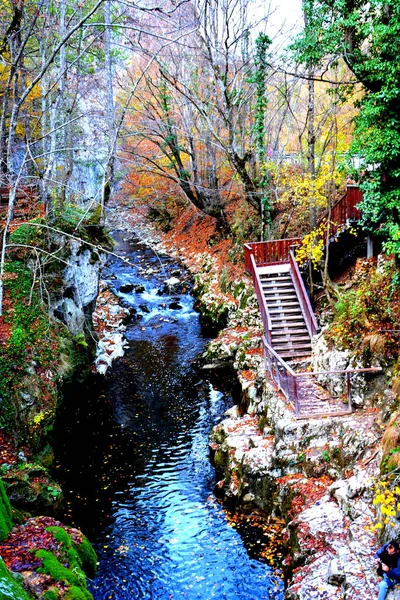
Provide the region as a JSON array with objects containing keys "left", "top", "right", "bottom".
[
  {"left": 0, "top": 515, "right": 97, "bottom": 599},
  {"left": 1, "top": 463, "right": 62, "bottom": 514},
  {"left": 51, "top": 238, "right": 106, "bottom": 336},
  {"left": 312, "top": 329, "right": 385, "bottom": 408},
  {"left": 185, "top": 257, "right": 387, "bottom": 599},
  {"left": 207, "top": 315, "right": 390, "bottom": 600}
]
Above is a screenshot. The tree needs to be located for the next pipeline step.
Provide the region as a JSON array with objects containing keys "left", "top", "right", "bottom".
[
  {"left": 293, "top": 0, "right": 400, "bottom": 258},
  {"left": 120, "top": 0, "right": 278, "bottom": 235}
]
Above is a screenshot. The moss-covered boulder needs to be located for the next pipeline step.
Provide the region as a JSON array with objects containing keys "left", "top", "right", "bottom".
[
  {"left": 0, "top": 557, "right": 32, "bottom": 600},
  {"left": 0, "top": 516, "right": 97, "bottom": 599},
  {"left": 1, "top": 463, "right": 62, "bottom": 515}
]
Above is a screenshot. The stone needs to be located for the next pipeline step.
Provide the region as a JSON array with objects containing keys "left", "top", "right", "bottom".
[
  {"left": 326, "top": 558, "right": 346, "bottom": 586},
  {"left": 169, "top": 301, "right": 182, "bottom": 310},
  {"left": 119, "top": 283, "right": 134, "bottom": 293},
  {"left": 51, "top": 240, "right": 105, "bottom": 335},
  {"left": 161, "top": 277, "right": 181, "bottom": 293}
]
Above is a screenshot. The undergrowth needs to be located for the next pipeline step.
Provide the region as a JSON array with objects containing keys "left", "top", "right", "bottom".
[{"left": 325, "top": 257, "right": 400, "bottom": 361}]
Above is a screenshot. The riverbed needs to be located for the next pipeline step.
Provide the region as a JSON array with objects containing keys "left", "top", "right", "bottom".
[{"left": 54, "top": 231, "right": 284, "bottom": 600}]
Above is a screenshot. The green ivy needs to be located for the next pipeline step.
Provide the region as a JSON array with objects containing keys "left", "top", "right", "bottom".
[{"left": 251, "top": 34, "right": 272, "bottom": 229}]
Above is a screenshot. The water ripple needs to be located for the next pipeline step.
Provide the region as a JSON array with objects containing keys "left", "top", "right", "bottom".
[{"left": 55, "top": 233, "right": 284, "bottom": 600}]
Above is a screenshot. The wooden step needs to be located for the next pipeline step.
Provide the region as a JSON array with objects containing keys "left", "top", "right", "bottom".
[
  {"left": 274, "top": 341, "right": 312, "bottom": 350},
  {"left": 272, "top": 321, "right": 306, "bottom": 329},
  {"left": 274, "top": 345, "right": 312, "bottom": 356},
  {"left": 267, "top": 299, "right": 300, "bottom": 306},
  {"left": 272, "top": 329, "right": 309, "bottom": 337},
  {"left": 272, "top": 330, "right": 309, "bottom": 338},
  {"left": 260, "top": 272, "right": 291, "bottom": 278},
  {"left": 262, "top": 280, "right": 293, "bottom": 288},
  {"left": 263, "top": 288, "right": 294, "bottom": 295},
  {"left": 272, "top": 336, "right": 311, "bottom": 345},
  {"left": 270, "top": 314, "right": 304, "bottom": 322},
  {"left": 279, "top": 350, "right": 312, "bottom": 359},
  {"left": 268, "top": 305, "right": 301, "bottom": 316},
  {"left": 263, "top": 294, "right": 298, "bottom": 302}
]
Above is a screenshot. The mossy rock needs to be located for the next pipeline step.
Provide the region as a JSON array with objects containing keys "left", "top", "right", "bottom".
[
  {"left": 2, "top": 465, "right": 62, "bottom": 515},
  {"left": 43, "top": 589, "right": 60, "bottom": 600},
  {"left": 213, "top": 448, "right": 229, "bottom": 472},
  {"left": 0, "top": 478, "right": 13, "bottom": 541},
  {"left": 381, "top": 412, "right": 400, "bottom": 473},
  {"left": 65, "top": 587, "right": 93, "bottom": 600},
  {"left": 76, "top": 537, "right": 97, "bottom": 579},
  {"left": 0, "top": 557, "right": 32, "bottom": 600},
  {"left": 34, "top": 526, "right": 97, "bottom": 599}
]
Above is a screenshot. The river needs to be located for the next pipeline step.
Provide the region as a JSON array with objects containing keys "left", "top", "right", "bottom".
[{"left": 54, "top": 231, "right": 284, "bottom": 600}]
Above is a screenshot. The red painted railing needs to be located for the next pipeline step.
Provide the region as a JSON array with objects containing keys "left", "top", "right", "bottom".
[
  {"left": 320, "top": 185, "right": 363, "bottom": 238},
  {"left": 0, "top": 184, "right": 43, "bottom": 218},
  {"left": 262, "top": 336, "right": 381, "bottom": 417},
  {"left": 245, "top": 240, "right": 318, "bottom": 340},
  {"left": 289, "top": 249, "right": 318, "bottom": 337},
  {"left": 263, "top": 337, "right": 300, "bottom": 415},
  {"left": 249, "top": 253, "right": 273, "bottom": 345},
  {"left": 244, "top": 238, "right": 302, "bottom": 272}
]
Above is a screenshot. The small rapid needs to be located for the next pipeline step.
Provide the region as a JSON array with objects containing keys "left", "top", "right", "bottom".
[{"left": 54, "top": 231, "right": 284, "bottom": 600}]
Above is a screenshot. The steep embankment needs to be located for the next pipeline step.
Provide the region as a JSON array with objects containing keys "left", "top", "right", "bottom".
[
  {"left": 120, "top": 204, "right": 400, "bottom": 600},
  {"left": 0, "top": 219, "right": 110, "bottom": 598}
]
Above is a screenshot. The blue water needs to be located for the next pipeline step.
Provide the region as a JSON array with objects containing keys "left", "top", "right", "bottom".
[{"left": 54, "top": 231, "right": 284, "bottom": 600}]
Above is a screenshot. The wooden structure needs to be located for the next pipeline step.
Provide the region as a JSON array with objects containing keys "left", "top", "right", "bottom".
[
  {"left": 245, "top": 186, "right": 381, "bottom": 418},
  {"left": 0, "top": 184, "right": 43, "bottom": 222},
  {"left": 245, "top": 241, "right": 317, "bottom": 359},
  {"left": 319, "top": 184, "right": 363, "bottom": 239}
]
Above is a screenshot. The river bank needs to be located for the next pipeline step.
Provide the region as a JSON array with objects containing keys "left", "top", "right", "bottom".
[{"left": 104, "top": 203, "right": 400, "bottom": 599}]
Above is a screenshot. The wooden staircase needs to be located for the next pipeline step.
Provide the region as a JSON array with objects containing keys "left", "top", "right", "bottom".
[
  {"left": 258, "top": 264, "right": 312, "bottom": 359},
  {"left": 244, "top": 201, "right": 382, "bottom": 417}
]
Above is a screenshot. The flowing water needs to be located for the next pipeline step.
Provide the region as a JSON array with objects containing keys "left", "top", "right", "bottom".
[{"left": 54, "top": 232, "right": 284, "bottom": 600}]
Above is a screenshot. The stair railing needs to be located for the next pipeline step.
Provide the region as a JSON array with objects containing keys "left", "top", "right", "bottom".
[
  {"left": 263, "top": 336, "right": 300, "bottom": 415},
  {"left": 293, "top": 367, "right": 382, "bottom": 418},
  {"left": 244, "top": 238, "right": 302, "bottom": 271},
  {"left": 289, "top": 248, "right": 319, "bottom": 338},
  {"left": 263, "top": 335, "right": 382, "bottom": 417},
  {"left": 317, "top": 185, "right": 363, "bottom": 239},
  {"left": 248, "top": 251, "right": 273, "bottom": 345}
]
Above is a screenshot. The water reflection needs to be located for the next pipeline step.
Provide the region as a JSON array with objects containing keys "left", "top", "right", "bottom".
[{"left": 54, "top": 232, "right": 284, "bottom": 600}]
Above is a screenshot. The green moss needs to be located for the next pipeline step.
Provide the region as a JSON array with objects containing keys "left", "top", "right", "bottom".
[
  {"left": 39, "top": 526, "right": 97, "bottom": 594},
  {"left": 0, "top": 256, "right": 93, "bottom": 442},
  {"left": 0, "top": 557, "right": 32, "bottom": 599},
  {"left": 0, "top": 260, "right": 60, "bottom": 433},
  {"left": 76, "top": 537, "right": 97, "bottom": 579},
  {"left": 64, "top": 587, "right": 93, "bottom": 600},
  {"left": 36, "top": 550, "right": 85, "bottom": 588},
  {"left": 43, "top": 590, "right": 59, "bottom": 600},
  {"left": 0, "top": 478, "right": 13, "bottom": 541},
  {"left": 46, "top": 525, "right": 70, "bottom": 546}
]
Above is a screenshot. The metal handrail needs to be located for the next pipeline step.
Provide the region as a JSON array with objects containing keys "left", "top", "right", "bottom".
[{"left": 293, "top": 366, "right": 382, "bottom": 414}]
